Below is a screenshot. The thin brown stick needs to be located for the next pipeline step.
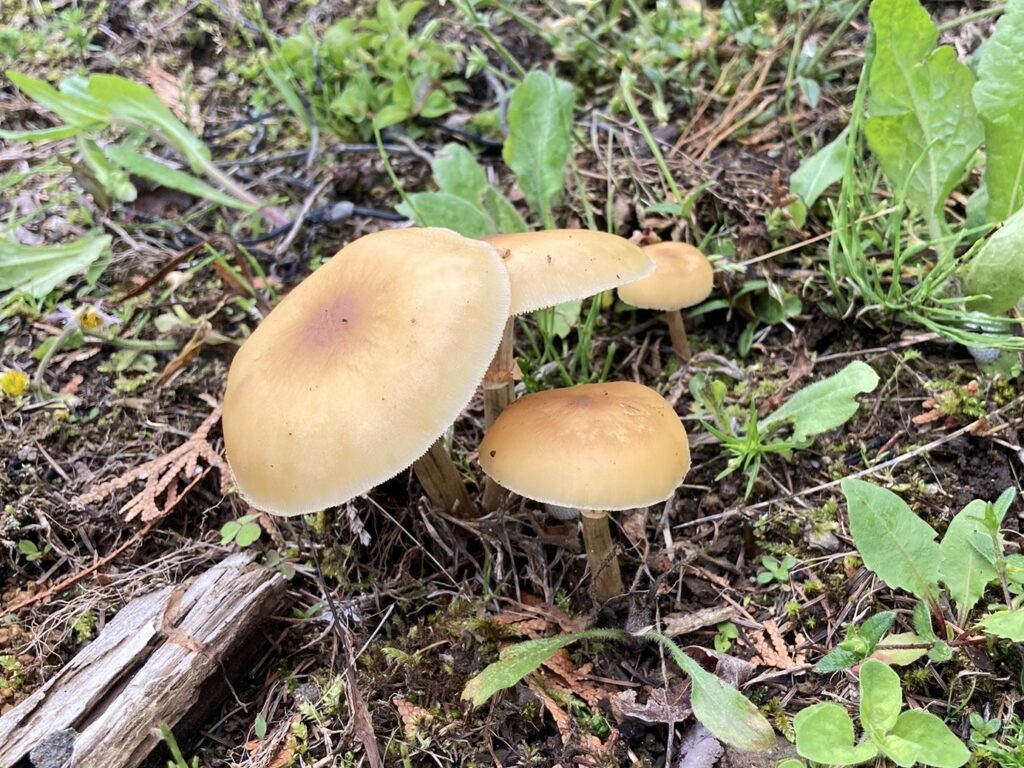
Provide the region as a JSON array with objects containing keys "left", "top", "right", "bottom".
[{"left": 579, "top": 509, "right": 623, "bottom": 601}]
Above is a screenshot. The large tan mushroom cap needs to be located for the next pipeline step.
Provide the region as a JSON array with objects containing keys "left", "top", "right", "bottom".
[
  {"left": 618, "top": 242, "right": 714, "bottom": 310},
  {"left": 223, "top": 228, "right": 511, "bottom": 516},
  {"left": 479, "top": 382, "right": 690, "bottom": 510},
  {"left": 485, "top": 230, "right": 654, "bottom": 315}
]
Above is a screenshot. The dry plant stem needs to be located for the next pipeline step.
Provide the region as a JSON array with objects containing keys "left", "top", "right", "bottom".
[
  {"left": 579, "top": 508, "right": 623, "bottom": 601},
  {"left": 664, "top": 309, "right": 690, "bottom": 361},
  {"left": 412, "top": 438, "right": 479, "bottom": 518},
  {"left": 481, "top": 318, "right": 516, "bottom": 511}
]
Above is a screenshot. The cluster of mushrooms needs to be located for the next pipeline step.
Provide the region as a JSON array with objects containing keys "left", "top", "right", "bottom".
[{"left": 222, "top": 227, "right": 714, "bottom": 601}]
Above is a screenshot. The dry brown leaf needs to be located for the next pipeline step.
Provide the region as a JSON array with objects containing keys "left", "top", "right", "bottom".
[
  {"left": 542, "top": 649, "right": 604, "bottom": 707},
  {"left": 620, "top": 507, "right": 648, "bottom": 548},
  {"left": 393, "top": 697, "right": 433, "bottom": 738},
  {"left": 74, "top": 404, "right": 230, "bottom": 522},
  {"left": 526, "top": 677, "right": 609, "bottom": 766},
  {"left": 750, "top": 619, "right": 806, "bottom": 669},
  {"left": 662, "top": 606, "right": 734, "bottom": 638},
  {"left": 609, "top": 683, "right": 691, "bottom": 724},
  {"left": 146, "top": 60, "right": 202, "bottom": 132},
  {"left": 155, "top": 317, "right": 210, "bottom": 389}
]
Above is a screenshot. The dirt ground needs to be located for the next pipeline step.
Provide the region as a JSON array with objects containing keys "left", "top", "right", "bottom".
[{"left": 1, "top": 1, "right": 1022, "bottom": 767}]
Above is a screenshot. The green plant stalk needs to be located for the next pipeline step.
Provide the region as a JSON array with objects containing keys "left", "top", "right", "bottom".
[
  {"left": 455, "top": 0, "right": 526, "bottom": 78},
  {"left": 619, "top": 70, "right": 685, "bottom": 209}
]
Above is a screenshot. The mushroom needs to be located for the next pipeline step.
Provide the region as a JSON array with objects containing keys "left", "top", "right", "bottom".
[
  {"left": 478, "top": 229, "right": 654, "bottom": 510},
  {"left": 223, "top": 227, "right": 511, "bottom": 517},
  {"left": 479, "top": 382, "right": 690, "bottom": 600},
  {"left": 617, "top": 241, "right": 714, "bottom": 362}
]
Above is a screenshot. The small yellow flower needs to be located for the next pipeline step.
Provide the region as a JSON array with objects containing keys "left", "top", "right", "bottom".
[
  {"left": 0, "top": 370, "right": 29, "bottom": 398},
  {"left": 79, "top": 308, "right": 104, "bottom": 330}
]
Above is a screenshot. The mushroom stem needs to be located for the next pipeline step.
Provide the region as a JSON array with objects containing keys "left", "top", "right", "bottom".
[
  {"left": 481, "top": 318, "right": 516, "bottom": 511},
  {"left": 579, "top": 509, "right": 623, "bottom": 601},
  {"left": 664, "top": 309, "right": 690, "bottom": 362},
  {"left": 412, "top": 438, "right": 479, "bottom": 518}
]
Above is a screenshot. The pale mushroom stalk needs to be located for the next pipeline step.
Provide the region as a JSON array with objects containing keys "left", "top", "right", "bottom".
[
  {"left": 413, "top": 438, "right": 479, "bottom": 518},
  {"left": 579, "top": 509, "right": 623, "bottom": 600},
  {"left": 481, "top": 318, "right": 516, "bottom": 510},
  {"left": 664, "top": 309, "right": 690, "bottom": 361}
]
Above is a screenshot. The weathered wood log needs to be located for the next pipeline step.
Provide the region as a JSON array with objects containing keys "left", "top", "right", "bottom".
[{"left": 0, "top": 552, "right": 289, "bottom": 768}]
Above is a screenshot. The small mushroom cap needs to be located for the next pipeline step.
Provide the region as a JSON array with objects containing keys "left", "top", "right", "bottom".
[
  {"left": 223, "top": 228, "right": 511, "bottom": 516},
  {"left": 618, "top": 242, "right": 714, "bottom": 310},
  {"left": 485, "top": 230, "right": 654, "bottom": 315},
  {"left": 479, "top": 382, "right": 690, "bottom": 510}
]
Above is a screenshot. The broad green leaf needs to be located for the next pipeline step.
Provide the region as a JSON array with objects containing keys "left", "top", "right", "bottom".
[
  {"left": 483, "top": 187, "right": 527, "bottom": 233},
  {"left": 842, "top": 479, "right": 940, "bottom": 601},
  {"left": 87, "top": 74, "right": 210, "bottom": 172},
  {"left": 396, "top": 192, "right": 496, "bottom": 238},
  {"left": 864, "top": 0, "right": 983, "bottom": 229},
  {"left": 105, "top": 144, "right": 254, "bottom": 211},
  {"left": 890, "top": 710, "right": 970, "bottom": 767},
  {"left": 503, "top": 71, "right": 574, "bottom": 223},
  {"left": 0, "top": 234, "right": 111, "bottom": 299},
  {"left": 790, "top": 128, "right": 849, "bottom": 206},
  {"left": 859, "top": 659, "right": 902, "bottom": 736},
  {"left": 815, "top": 646, "right": 863, "bottom": 673},
  {"left": 876, "top": 732, "right": 922, "bottom": 767},
  {"left": 536, "top": 300, "right": 582, "bottom": 340},
  {"left": 761, "top": 361, "right": 879, "bottom": 442},
  {"left": 7, "top": 71, "right": 109, "bottom": 126},
  {"left": 432, "top": 143, "right": 490, "bottom": 203},
  {"left": 973, "top": 0, "right": 1024, "bottom": 222},
  {"left": 777, "top": 761, "right": 805, "bottom": 768},
  {"left": 939, "top": 499, "right": 998, "bottom": 621},
  {"left": 79, "top": 137, "right": 137, "bottom": 203},
  {"left": 977, "top": 608, "right": 1024, "bottom": 641},
  {"left": 793, "top": 703, "right": 878, "bottom": 765},
  {"left": 461, "top": 629, "right": 620, "bottom": 707},
  {"left": 964, "top": 206, "right": 1024, "bottom": 314},
  {"left": 871, "top": 632, "right": 929, "bottom": 666},
  {"left": 649, "top": 633, "right": 775, "bottom": 751},
  {"left": 235, "top": 522, "right": 262, "bottom": 547}
]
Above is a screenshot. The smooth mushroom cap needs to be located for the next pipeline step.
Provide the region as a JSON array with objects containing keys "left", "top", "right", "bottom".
[
  {"left": 479, "top": 382, "right": 690, "bottom": 510},
  {"left": 617, "top": 242, "right": 714, "bottom": 311},
  {"left": 485, "top": 230, "right": 654, "bottom": 315},
  {"left": 223, "top": 228, "right": 511, "bottom": 516}
]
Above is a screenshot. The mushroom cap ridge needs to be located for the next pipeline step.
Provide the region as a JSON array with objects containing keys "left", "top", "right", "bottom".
[
  {"left": 485, "top": 230, "right": 654, "bottom": 315},
  {"left": 479, "top": 381, "right": 690, "bottom": 511},
  {"left": 223, "top": 227, "right": 511, "bottom": 516}
]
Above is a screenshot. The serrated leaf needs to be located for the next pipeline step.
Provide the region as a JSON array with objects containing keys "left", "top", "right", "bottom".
[
  {"left": 794, "top": 703, "right": 878, "bottom": 765},
  {"left": 860, "top": 611, "right": 896, "bottom": 650},
  {"left": 396, "top": 192, "right": 496, "bottom": 237},
  {"left": 964, "top": 206, "right": 1024, "bottom": 314},
  {"left": 791, "top": 128, "right": 849, "bottom": 206},
  {"left": 842, "top": 480, "right": 940, "bottom": 601},
  {"left": 978, "top": 608, "right": 1024, "bottom": 641},
  {"left": 762, "top": 361, "right": 879, "bottom": 442},
  {"left": 815, "top": 646, "right": 863, "bottom": 673},
  {"left": 105, "top": 144, "right": 255, "bottom": 211},
  {"left": 859, "top": 659, "right": 902, "bottom": 736},
  {"left": 871, "top": 633, "right": 929, "bottom": 666},
  {"left": 650, "top": 633, "right": 775, "bottom": 751},
  {"left": 939, "top": 499, "right": 998, "bottom": 621},
  {"left": 0, "top": 234, "right": 111, "bottom": 299},
  {"left": 864, "top": 0, "right": 983, "bottom": 228},
  {"left": 890, "top": 710, "right": 970, "bottom": 768},
  {"left": 503, "top": 71, "right": 574, "bottom": 223},
  {"left": 87, "top": 74, "right": 210, "bottom": 172},
  {"left": 461, "top": 629, "right": 619, "bottom": 707},
  {"left": 973, "top": 0, "right": 1024, "bottom": 222}
]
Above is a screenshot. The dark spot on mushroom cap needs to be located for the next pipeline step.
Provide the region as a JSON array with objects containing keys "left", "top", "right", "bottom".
[{"left": 489, "top": 450, "right": 497, "bottom": 458}]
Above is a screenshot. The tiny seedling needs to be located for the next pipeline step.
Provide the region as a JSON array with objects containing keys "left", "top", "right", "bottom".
[
  {"left": 17, "top": 540, "right": 50, "bottom": 563},
  {"left": 694, "top": 361, "right": 880, "bottom": 498},
  {"left": 220, "top": 514, "right": 262, "bottom": 548},
  {"left": 714, "top": 621, "right": 739, "bottom": 652},
  {"left": 158, "top": 723, "right": 199, "bottom": 768},
  {"left": 793, "top": 659, "right": 969, "bottom": 767},
  {"left": 757, "top": 555, "right": 798, "bottom": 585},
  {"left": 814, "top": 611, "right": 895, "bottom": 673}
]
